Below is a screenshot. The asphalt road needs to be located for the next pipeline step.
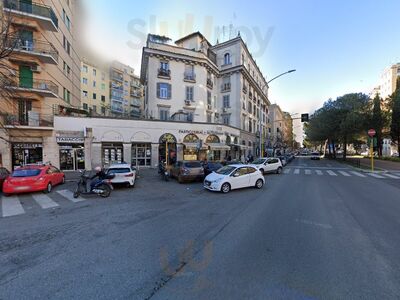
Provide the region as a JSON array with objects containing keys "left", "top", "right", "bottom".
[{"left": 0, "top": 158, "right": 399, "bottom": 299}]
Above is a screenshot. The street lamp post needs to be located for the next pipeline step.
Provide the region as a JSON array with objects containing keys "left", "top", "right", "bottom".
[{"left": 259, "top": 69, "right": 296, "bottom": 158}]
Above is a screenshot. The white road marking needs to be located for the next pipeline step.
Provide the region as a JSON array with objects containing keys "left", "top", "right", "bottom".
[
  {"left": 295, "top": 219, "right": 333, "bottom": 229},
  {"left": 57, "top": 190, "right": 85, "bottom": 203},
  {"left": 367, "top": 173, "right": 385, "bottom": 179},
  {"left": 382, "top": 173, "right": 400, "bottom": 179},
  {"left": 338, "top": 171, "right": 351, "bottom": 177},
  {"left": 327, "top": 170, "right": 337, "bottom": 176},
  {"left": 294, "top": 169, "right": 300, "bottom": 175},
  {"left": 1, "top": 196, "right": 25, "bottom": 217},
  {"left": 315, "top": 170, "right": 323, "bottom": 175},
  {"left": 283, "top": 168, "right": 291, "bottom": 174},
  {"left": 32, "top": 194, "right": 59, "bottom": 209},
  {"left": 305, "top": 169, "right": 312, "bottom": 175},
  {"left": 350, "top": 171, "right": 366, "bottom": 178}
]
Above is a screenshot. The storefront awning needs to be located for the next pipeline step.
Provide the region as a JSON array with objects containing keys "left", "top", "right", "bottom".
[
  {"left": 183, "top": 142, "right": 202, "bottom": 150},
  {"left": 206, "top": 143, "right": 231, "bottom": 150},
  {"left": 230, "top": 143, "right": 248, "bottom": 150}
]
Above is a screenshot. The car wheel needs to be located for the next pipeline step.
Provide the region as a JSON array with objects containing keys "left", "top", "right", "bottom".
[
  {"left": 44, "top": 182, "right": 52, "bottom": 193},
  {"left": 221, "top": 183, "right": 231, "bottom": 193},
  {"left": 255, "top": 179, "right": 264, "bottom": 189},
  {"left": 276, "top": 167, "right": 282, "bottom": 174}
]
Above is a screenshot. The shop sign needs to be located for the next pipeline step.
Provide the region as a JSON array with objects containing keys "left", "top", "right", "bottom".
[
  {"left": 178, "top": 129, "right": 224, "bottom": 136},
  {"left": 56, "top": 137, "right": 85, "bottom": 144},
  {"left": 13, "top": 143, "right": 42, "bottom": 149}
]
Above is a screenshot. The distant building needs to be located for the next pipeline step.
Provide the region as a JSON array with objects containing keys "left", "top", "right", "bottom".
[{"left": 378, "top": 63, "right": 400, "bottom": 99}]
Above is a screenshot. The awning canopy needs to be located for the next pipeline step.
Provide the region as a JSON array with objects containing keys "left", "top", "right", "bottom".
[
  {"left": 183, "top": 142, "right": 208, "bottom": 150},
  {"left": 206, "top": 143, "right": 231, "bottom": 150},
  {"left": 230, "top": 143, "right": 248, "bottom": 150}
]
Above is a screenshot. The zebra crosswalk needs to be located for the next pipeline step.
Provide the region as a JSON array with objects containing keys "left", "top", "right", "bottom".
[
  {"left": 1, "top": 190, "right": 86, "bottom": 218},
  {"left": 283, "top": 168, "right": 400, "bottom": 180}
]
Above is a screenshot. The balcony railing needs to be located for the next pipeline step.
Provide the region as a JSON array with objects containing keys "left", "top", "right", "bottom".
[
  {"left": 221, "top": 83, "right": 231, "bottom": 92},
  {"left": 184, "top": 72, "right": 196, "bottom": 82},
  {"left": 9, "top": 76, "right": 58, "bottom": 95},
  {"left": 158, "top": 68, "right": 171, "bottom": 78},
  {"left": 130, "top": 90, "right": 142, "bottom": 97},
  {"left": 130, "top": 99, "right": 142, "bottom": 107},
  {"left": 9, "top": 37, "right": 58, "bottom": 63},
  {"left": 111, "top": 73, "right": 123, "bottom": 82},
  {"left": 207, "top": 78, "right": 213, "bottom": 89},
  {"left": 3, "top": 113, "right": 54, "bottom": 128},
  {"left": 4, "top": 0, "right": 58, "bottom": 29}
]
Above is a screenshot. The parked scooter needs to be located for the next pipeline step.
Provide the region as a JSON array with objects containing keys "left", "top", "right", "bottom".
[{"left": 73, "top": 170, "right": 114, "bottom": 198}]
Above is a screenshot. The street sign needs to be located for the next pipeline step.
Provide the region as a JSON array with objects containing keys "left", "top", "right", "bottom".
[{"left": 368, "top": 129, "right": 376, "bottom": 137}]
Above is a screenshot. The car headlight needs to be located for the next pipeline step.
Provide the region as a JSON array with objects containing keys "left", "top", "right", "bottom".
[{"left": 213, "top": 178, "right": 223, "bottom": 184}]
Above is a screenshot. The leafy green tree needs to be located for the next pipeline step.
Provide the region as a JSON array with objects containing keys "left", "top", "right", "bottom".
[{"left": 390, "top": 78, "right": 400, "bottom": 156}]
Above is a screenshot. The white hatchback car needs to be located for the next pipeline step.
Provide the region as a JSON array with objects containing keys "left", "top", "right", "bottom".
[
  {"left": 204, "top": 164, "right": 265, "bottom": 193},
  {"left": 106, "top": 164, "right": 136, "bottom": 188},
  {"left": 250, "top": 158, "right": 283, "bottom": 175}
]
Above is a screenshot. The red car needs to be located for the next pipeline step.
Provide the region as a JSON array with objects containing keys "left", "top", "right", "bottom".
[
  {"left": 0, "top": 167, "right": 10, "bottom": 191},
  {"left": 2, "top": 165, "right": 65, "bottom": 196}
]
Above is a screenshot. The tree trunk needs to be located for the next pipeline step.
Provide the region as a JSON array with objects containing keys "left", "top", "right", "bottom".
[
  {"left": 332, "top": 140, "right": 336, "bottom": 159},
  {"left": 343, "top": 137, "right": 347, "bottom": 161}
]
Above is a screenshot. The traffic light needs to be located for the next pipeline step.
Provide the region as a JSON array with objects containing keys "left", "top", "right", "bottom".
[{"left": 301, "top": 113, "right": 309, "bottom": 122}]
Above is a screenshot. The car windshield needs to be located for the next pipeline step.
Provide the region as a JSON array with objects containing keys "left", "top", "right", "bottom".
[
  {"left": 12, "top": 169, "right": 41, "bottom": 177},
  {"left": 252, "top": 159, "right": 265, "bottom": 165},
  {"left": 183, "top": 162, "right": 201, "bottom": 168},
  {"left": 107, "top": 168, "right": 131, "bottom": 174},
  {"left": 208, "top": 163, "right": 222, "bottom": 169},
  {"left": 215, "top": 166, "right": 236, "bottom": 175}
]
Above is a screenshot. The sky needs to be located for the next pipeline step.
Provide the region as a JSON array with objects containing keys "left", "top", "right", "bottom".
[{"left": 82, "top": 0, "right": 400, "bottom": 142}]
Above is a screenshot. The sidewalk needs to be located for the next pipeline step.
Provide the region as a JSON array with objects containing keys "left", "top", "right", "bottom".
[
  {"left": 346, "top": 157, "right": 400, "bottom": 172},
  {"left": 63, "top": 168, "right": 155, "bottom": 182}
]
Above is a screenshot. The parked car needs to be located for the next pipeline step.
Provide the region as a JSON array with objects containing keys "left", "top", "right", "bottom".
[
  {"left": 203, "top": 162, "right": 223, "bottom": 176},
  {"left": 170, "top": 161, "right": 204, "bottom": 183},
  {"left": 2, "top": 165, "right": 65, "bottom": 196},
  {"left": 391, "top": 152, "right": 399, "bottom": 157},
  {"left": 250, "top": 157, "right": 283, "bottom": 175},
  {"left": 204, "top": 164, "right": 264, "bottom": 193},
  {"left": 223, "top": 160, "right": 243, "bottom": 166},
  {"left": 0, "top": 167, "right": 10, "bottom": 191},
  {"left": 106, "top": 164, "right": 136, "bottom": 188},
  {"left": 310, "top": 152, "right": 321, "bottom": 160}
]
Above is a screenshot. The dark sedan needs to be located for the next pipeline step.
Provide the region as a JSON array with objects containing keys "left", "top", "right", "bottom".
[{"left": 203, "top": 162, "right": 223, "bottom": 176}]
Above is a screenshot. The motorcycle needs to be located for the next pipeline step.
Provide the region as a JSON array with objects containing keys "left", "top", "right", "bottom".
[
  {"left": 73, "top": 170, "right": 115, "bottom": 198},
  {"left": 158, "top": 161, "right": 170, "bottom": 181}
]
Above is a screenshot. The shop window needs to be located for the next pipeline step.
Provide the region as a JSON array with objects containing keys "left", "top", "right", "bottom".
[
  {"left": 206, "top": 135, "right": 220, "bottom": 144},
  {"left": 132, "top": 143, "right": 151, "bottom": 167}
]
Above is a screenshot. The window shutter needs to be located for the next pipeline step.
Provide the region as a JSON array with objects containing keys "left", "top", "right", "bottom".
[
  {"left": 156, "top": 83, "right": 160, "bottom": 98},
  {"left": 167, "top": 84, "right": 171, "bottom": 99}
]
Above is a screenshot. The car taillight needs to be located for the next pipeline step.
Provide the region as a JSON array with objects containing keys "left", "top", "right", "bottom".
[{"left": 125, "top": 173, "right": 134, "bottom": 177}]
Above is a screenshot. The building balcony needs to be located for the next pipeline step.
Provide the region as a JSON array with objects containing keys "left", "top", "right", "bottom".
[
  {"left": 183, "top": 72, "right": 196, "bottom": 82},
  {"left": 3, "top": 112, "right": 53, "bottom": 129},
  {"left": 206, "top": 78, "right": 213, "bottom": 89},
  {"left": 3, "top": 0, "right": 58, "bottom": 31},
  {"left": 243, "top": 85, "right": 248, "bottom": 94},
  {"left": 158, "top": 68, "right": 171, "bottom": 79},
  {"left": 130, "top": 99, "right": 142, "bottom": 107},
  {"left": 111, "top": 73, "right": 123, "bottom": 82},
  {"left": 8, "top": 76, "right": 58, "bottom": 97},
  {"left": 130, "top": 108, "right": 141, "bottom": 118},
  {"left": 9, "top": 37, "right": 58, "bottom": 64},
  {"left": 111, "top": 95, "right": 124, "bottom": 103},
  {"left": 130, "top": 90, "right": 142, "bottom": 98},
  {"left": 130, "top": 81, "right": 141, "bottom": 88},
  {"left": 221, "top": 83, "right": 231, "bottom": 92},
  {"left": 111, "top": 103, "right": 124, "bottom": 113}
]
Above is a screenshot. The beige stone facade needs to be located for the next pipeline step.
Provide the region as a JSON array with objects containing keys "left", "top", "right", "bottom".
[{"left": 0, "top": 0, "right": 81, "bottom": 170}]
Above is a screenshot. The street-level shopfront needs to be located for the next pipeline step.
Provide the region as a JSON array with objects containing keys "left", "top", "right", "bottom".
[
  {"left": 53, "top": 116, "right": 242, "bottom": 169},
  {"left": 12, "top": 143, "right": 43, "bottom": 169},
  {"left": 57, "top": 137, "right": 85, "bottom": 171}
]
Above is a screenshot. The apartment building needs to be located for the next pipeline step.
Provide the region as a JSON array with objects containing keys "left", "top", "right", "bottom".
[
  {"left": 110, "top": 61, "right": 143, "bottom": 118},
  {"left": 267, "top": 104, "right": 284, "bottom": 149},
  {"left": 81, "top": 57, "right": 109, "bottom": 115},
  {"left": 0, "top": 0, "right": 81, "bottom": 170},
  {"left": 378, "top": 63, "right": 400, "bottom": 99},
  {"left": 140, "top": 32, "right": 270, "bottom": 158}
]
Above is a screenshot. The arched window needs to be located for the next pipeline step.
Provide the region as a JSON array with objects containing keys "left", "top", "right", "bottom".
[
  {"left": 159, "top": 133, "right": 177, "bottom": 144},
  {"left": 233, "top": 137, "right": 238, "bottom": 145},
  {"left": 206, "top": 135, "right": 220, "bottom": 144},
  {"left": 248, "top": 141, "right": 252, "bottom": 147},
  {"left": 224, "top": 53, "right": 231, "bottom": 65},
  {"left": 183, "top": 134, "right": 199, "bottom": 143},
  {"left": 242, "top": 140, "right": 246, "bottom": 146},
  {"left": 225, "top": 136, "right": 231, "bottom": 145}
]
